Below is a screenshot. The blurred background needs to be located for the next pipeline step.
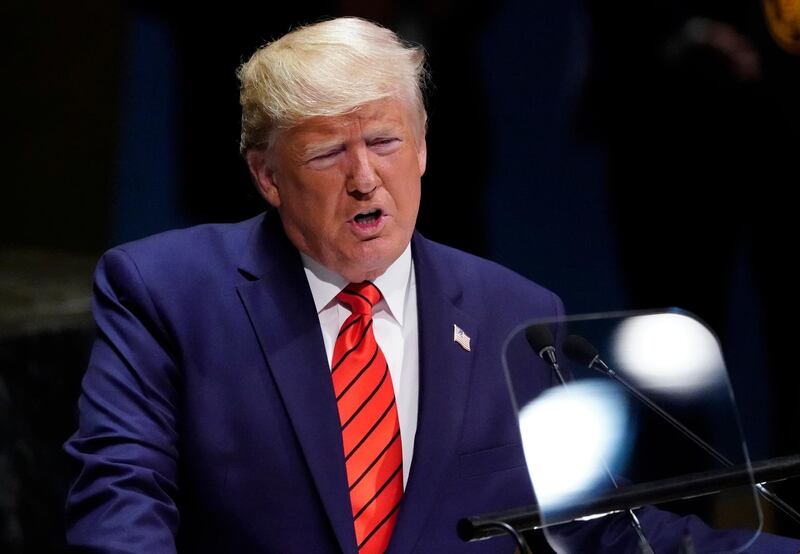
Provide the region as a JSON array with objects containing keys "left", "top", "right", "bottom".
[{"left": 2, "top": 0, "right": 798, "bottom": 550}]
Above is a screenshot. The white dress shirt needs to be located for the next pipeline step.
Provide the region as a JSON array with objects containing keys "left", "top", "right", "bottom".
[{"left": 301, "top": 246, "right": 419, "bottom": 487}]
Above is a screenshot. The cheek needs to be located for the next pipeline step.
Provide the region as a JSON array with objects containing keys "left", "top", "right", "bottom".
[
  {"left": 390, "top": 187, "right": 420, "bottom": 230},
  {"left": 381, "top": 161, "right": 422, "bottom": 207},
  {"left": 402, "top": 184, "right": 421, "bottom": 208},
  {"left": 394, "top": 171, "right": 422, "bottom": 208},
  {"left": 288, "top": 176, "right": 342, "bottom": 213}
]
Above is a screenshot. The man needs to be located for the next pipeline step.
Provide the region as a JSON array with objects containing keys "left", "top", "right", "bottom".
[
  {"left": 65, "top": 17, "right": 559, "bottom": 553},
  {"left": 65, "top": 17, "right": 799, "bottom": 553}
]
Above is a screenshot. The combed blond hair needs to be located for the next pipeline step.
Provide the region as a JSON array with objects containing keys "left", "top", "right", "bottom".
[{"left": 237, "top": 17, "right": 428, "bottom": 154}]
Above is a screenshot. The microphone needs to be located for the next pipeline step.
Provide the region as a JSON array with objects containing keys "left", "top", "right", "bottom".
[
  {"left": 525, "top": 324, "right": 558, "bottom": 367},
  {"left": 525, "top": 324, "right": 569, "bottom": 387},
  {"left": 524, "top": 325, "right": 654, "bottom": 553},
  {"left": 563, "top": 333, "right": 800, "bottom": 526},
  {"left": 563, "top": 334, "right": 609, "bottom": 372}
]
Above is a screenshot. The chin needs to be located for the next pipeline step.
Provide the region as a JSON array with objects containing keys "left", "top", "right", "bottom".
[
  {"left": 341, "top": 249, "right": 397, "bottom": 282},
  {"left": 342, "top": 261, "right": 389, "bottom": 283}
]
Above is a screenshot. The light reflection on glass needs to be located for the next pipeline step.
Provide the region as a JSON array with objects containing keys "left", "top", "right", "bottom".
[
  {"left": 612, "top": 313, "right": 723, "bottom": 395},
  {"left": 518, "top": 380, "right": 630, "bottom": 512}
]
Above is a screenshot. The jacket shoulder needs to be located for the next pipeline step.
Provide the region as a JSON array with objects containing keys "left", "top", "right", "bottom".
[
  {"left": 413, "top": 234, "right": 564, "bottom": 318},
  {"left": 90, "top": 214, "right": 270, "bottom": 318},
  {"left": 108, "top": 214, "right": 264, "bottom": 270}
]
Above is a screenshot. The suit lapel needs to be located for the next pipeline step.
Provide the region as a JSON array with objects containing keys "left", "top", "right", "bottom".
[
  {"left": 235, "top": 214, "right": 357, "bottom": 553},
  {"left": 389, "top": 234, "right": 479, "bottom": 553}
]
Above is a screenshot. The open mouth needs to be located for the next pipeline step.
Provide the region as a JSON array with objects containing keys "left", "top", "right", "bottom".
[{"left": 353, "top": 208, "right": 383, "bottom": 225}]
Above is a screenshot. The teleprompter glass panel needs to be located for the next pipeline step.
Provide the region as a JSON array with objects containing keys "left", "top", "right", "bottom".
[{"left": 503, "top": 309, "right": 762, "bottom": 553}]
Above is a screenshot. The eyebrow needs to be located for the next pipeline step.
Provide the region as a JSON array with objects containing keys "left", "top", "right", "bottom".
[{"left": 365, "top": 126, "right": 401, "bottom": 139}]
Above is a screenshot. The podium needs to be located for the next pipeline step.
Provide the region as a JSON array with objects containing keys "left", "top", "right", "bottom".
[{"left": 460, "top": 309, "right": 800, "bottom": 553}]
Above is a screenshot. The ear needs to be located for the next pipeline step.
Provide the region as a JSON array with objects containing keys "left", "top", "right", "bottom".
[
  {"left": 246, "top": 149, "right": 281, "bottom": 208},
  {"left": 416, "top": 136, "right": 427, "bottom": 177}
]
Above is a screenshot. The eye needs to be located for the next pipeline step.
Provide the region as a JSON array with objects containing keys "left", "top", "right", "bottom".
[
  {"left": 311, "top": 148, "right": 342, "bottom": 161},
  {"left": 305, "top": 147, "right": 344, "bottom": 168},
  {"left": 369, "top": 137, "right": 401, "bottom": 153}
]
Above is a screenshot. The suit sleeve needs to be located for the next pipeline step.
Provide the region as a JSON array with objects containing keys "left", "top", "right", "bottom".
[{"left": 64, "top": 248, "right": 181, "bottom": 553}]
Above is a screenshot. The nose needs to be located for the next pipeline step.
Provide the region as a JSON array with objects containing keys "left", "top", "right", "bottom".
[{"left": 346, "top": 144, "right": 380, "bottom": 196}]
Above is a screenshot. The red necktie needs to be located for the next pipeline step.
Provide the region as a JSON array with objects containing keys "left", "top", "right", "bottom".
[{"left": 332, "top": 282, "right": 403, "bottom": 553}]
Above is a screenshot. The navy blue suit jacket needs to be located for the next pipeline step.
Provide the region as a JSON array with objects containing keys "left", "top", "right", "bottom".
[
  {"left": 65, "top": 213, "right": 800, "bottom": 553},
  {"left": 65, "top": 213, "right": 562, "bottom": 552}
]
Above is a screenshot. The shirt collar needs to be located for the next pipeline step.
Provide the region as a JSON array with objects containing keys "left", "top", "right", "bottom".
[{"left": 301, "top": 244, "right": 413, "bottom": 325}]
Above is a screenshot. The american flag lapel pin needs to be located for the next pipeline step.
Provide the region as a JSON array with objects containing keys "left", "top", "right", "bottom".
[{"left": 453, "top": 324, "right": 471, "bottom": 352}]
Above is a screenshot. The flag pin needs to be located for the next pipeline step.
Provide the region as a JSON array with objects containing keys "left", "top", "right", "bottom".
[{"left": 453, "top": 324, "right": 471, "bottom": 352}]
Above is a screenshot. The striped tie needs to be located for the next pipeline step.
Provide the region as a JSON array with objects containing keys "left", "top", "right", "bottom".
[{"left": 332, "top": 282, "right": 403, "bottom": 553}]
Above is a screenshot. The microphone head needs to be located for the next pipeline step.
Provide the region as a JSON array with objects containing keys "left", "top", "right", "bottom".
[
  {"left": 563, "top": 334, "right": 599, "bottom": 367},
  {"left": 525, "top": 324, "right": 555, "bottom": 354}
]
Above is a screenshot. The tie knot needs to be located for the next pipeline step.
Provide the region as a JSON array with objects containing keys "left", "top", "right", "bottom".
[{"left": 336, "top": 281, "right": 381, "bottom": 315}]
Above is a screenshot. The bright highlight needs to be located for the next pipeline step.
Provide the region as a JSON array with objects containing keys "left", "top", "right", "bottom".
[
  {"left": 612, "top": 313, "right": 724, "bottom": 394},
  {"left": 518, "top": 380, "right": 629, "bottom": 514}
]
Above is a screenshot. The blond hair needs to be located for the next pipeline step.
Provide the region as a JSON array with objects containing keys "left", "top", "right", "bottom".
[{"left": 237, "top": 17, "right": 428, "bottom": 154}]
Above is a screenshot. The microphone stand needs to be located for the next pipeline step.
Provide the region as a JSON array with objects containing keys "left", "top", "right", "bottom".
[{"left": 584, "top": 351, "right": 800, "bottom": 526}]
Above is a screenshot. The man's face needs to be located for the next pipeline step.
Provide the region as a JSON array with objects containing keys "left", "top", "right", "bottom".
[{"left": 247, "top": 98, "right": 427, "bottom": 282}]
